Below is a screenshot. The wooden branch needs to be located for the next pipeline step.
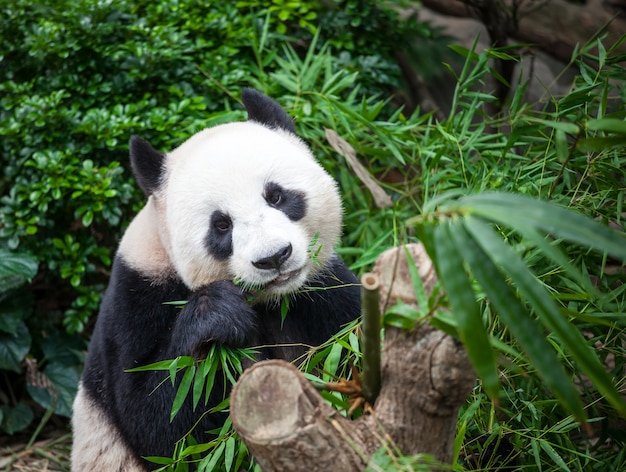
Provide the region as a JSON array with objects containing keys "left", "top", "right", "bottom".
[
  {"left": 230, "top": 360, "right": 368, "bottom": 471},
  {"left": 230, "top": 244, "right": 476, "bottom": 471},
  {"left": 420, "top": 0, "right": 626, "bottom": 64}
]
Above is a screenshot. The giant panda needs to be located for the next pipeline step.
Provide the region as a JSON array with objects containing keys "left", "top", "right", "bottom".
[{"left": 71, "top": 89, "right": 361, "bottom": 471}]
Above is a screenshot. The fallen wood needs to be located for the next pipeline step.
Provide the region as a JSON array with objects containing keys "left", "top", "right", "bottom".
[{"left": 230, "top": 244, "right": 476, "bottom": 471}]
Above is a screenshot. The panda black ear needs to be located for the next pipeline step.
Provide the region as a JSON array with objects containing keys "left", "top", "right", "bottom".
[
  {"left": 129, "top": 136, "right": 165, "bottom": 196},
  {"left": 241, "top": 88, "right": 296, "bottom": 134}
]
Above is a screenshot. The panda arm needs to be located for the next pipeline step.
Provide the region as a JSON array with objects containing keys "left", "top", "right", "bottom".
[
  {"left": 82, "top": 259, "right": 257, "bottom": 463},
  {"left": 166, "top": 280, "right": 259, "bottom": 358}
]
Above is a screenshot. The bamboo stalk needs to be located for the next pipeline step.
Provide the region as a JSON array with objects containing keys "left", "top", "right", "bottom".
[{"left": 360, "top": 272, "right": 381, "bottom": 405}]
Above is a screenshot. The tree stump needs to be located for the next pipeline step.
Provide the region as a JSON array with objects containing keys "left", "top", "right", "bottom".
[{"left": 230, "top": 244, "right": 476, "bottom": 471}]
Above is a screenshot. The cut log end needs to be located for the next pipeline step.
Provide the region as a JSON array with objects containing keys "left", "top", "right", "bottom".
[{"left": 230, "top": 360, "right": 311, "bottom": 440}]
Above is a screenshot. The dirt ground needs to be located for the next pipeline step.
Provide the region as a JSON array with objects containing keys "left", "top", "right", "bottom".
[{"left": 0, "top": 427, "right": 71, "bottom": 472}]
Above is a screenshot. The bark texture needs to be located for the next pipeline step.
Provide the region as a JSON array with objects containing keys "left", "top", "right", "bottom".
[
  {"left": 421, "top": 0, "right": 626, "bottom": 64},
  {"left": 230, "top": 244, "right": 476, "bottom": 471}
]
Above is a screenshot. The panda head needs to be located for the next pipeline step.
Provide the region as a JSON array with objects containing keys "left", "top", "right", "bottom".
[{"left": 128, "top": 89, "right": 343, "bottom": 299}]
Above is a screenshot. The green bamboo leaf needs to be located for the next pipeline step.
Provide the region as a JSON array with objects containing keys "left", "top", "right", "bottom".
[
  {"left": 224, "top": 436, "right": 236, "bottom": 471},
  {"left": 577, "top": 135, "right": 626, "bottom": 152},
  {"left": 516, "top": 226, "right": 597, "bottom": 296},
  {"left": 454, "top": 217, "right": 586, "bottom": 421},
  {"left": 204, "top": 359, "right": 219, "bottom": 405},
  {"left": 586, "top": 117, "right": 626, "bottom": 134},
  {"left": 455, "top": 192, "right": 626, "bottom": 261},
  {"left": 555, "top": 129, "right": 568, "bottom": 162},
  {"left": 539, "top": 440, "right": 571, "bottom": 472},
  {"left": 402, "top": 245, "right": 429, "bottom": 313},
  {"left": 180, "top": 441, "right": 214, "bottom": 458},
  {"left": 171, "top": 365, "right": 195, "bottom": 422},
  {"left": 323, "top": 342, "right": 343, "bottom": 380},
  {"left": 125, "top": 356, "right": 195, "bottom": 372},
  {"left": 430, "top": 220, "right": 499, "bottom": 398},
  {"left": 193, "top": 361, "right": 206, "bottom": 410},
  {"left": 521, "top": 117, "right": 580, "bottom": 135},
  {"left": 465, "top": 216, "right": 626, "bottom": 417},
  {"left": 198, "top": 440, "right": 225, "bottom": 471}
]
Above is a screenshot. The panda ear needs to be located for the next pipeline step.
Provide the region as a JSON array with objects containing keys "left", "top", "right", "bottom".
[
  {"left": 129, "top": 136, "right": 165, "bottom": 196},
  {"left": 242, "top": 88, "right": 296, "bottom": 134}
]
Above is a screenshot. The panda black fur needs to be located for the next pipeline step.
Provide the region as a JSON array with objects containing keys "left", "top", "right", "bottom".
[{"left": 71, "top": 90, "right": 361, "bottom": 471}]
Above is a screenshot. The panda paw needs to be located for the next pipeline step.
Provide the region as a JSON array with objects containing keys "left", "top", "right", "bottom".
[{"left": 172, "top": 280, "right": 258, "bottom": 354}]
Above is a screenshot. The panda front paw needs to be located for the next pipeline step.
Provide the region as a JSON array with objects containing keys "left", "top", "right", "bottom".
[{"left": 170, "top": 280, "right": 257, "bottom": 356}]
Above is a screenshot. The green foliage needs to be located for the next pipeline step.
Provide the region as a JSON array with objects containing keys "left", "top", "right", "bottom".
[
  {"left": 1, "top": 0, "right": 435, "bottom": 439},
  {"left": 130, "top": 31, "right": 625, "bottom": 469},
  {"left": 2, "top": 0, "right": 625, "bottom": 469}
]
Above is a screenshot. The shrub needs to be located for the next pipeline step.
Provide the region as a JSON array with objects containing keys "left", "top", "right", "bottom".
[{"left": 0, "top": 0, "right": 439, "bottom": 437}]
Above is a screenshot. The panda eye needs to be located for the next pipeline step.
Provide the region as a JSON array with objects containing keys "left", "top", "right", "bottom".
[
  {"left": 267, "top": 189, "right": 282, "bottom": 206},
  {"left": 212, "top": 214, "right": 232, "bottom": 233},
  {"left": 265, "top": 183, "right": 285, "bottom": 207},
  {"left": 215, "top": 220, "right": 231, "bottom": 232}
]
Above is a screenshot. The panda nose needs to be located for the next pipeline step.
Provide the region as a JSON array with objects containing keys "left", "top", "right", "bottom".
[{"left": 252, "top": 244, "right": 292, "bottom": 270}]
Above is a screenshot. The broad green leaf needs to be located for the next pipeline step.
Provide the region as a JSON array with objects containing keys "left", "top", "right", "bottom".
[
  {"left": 465, "top": 216, "right": 626, "bottom": 417},
  {"left": 0, "top": 321, "right": 31, "bottom": 372},
  {"left": 41, "top": 332, "right": 85, "bottom": 366},
  {"left": 26, "top": 362, "right": 79, "bottom": 417},
  {"left": 430, "top": 220, "right": 499, "bottom": 398},
  {"left": 0, "top": 290, "right": 32, "bottom": 335},
  {"left": 0, "top": 403, "right": 34, "bottom": 435},
  {"left": 0, "top": 249, "right": 38, "bottom": 292}
]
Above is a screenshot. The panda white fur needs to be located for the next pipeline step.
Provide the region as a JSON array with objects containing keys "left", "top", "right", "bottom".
[{"left": 71, "top": 89, "right": 361, "bottom": 471}]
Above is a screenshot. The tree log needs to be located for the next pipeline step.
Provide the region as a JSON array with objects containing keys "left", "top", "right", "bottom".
[
  {"left": 230, "top": 244, "right": 476, "bottom": 471},
  {"left": 420, "top": 0, "right": 626, "bottom": 64}
]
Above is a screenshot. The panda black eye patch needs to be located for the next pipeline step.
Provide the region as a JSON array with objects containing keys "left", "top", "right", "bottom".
[
  {"left": 206, "top": 211, "right": 233, "bottom": 260},
  {"left": 264, "top": 182, "right": 306, "bottom": 221}
]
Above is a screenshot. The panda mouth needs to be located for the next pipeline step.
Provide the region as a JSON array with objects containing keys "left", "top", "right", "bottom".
[{"left": 268, "top": 269, "right": 301, "bottom": 287}]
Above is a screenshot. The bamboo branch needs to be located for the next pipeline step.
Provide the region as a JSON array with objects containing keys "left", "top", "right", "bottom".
[{"left": 360, "top": 272, "right": 381, "bottom": 405}]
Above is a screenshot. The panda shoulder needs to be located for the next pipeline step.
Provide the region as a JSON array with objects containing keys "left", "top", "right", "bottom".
[{"left": 117, "top": 197, "right": 174, "bottom": 280}]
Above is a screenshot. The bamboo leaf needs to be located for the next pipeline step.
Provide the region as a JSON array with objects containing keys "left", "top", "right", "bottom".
[
  {"left": 430, "top": 220, "right": 499, "bottom": 398},
  {"left": 171, "top": 365, "right": 195, "bottom": 422},
  {"left": 193, "top": 361, "right": 206, "bottom": 410},
  {"left": 402, "top": 245, "right": 429, "bottom": 313},
  {"left": 224, "top": 436, "right": 236, "bottom": 471},
  {"left": 455, "top": 217, "right": 587, "bottom": 421},
  {"left": 454, "top": 192, "right": 626, "bottom": 261},
  {"left": 586, "top": 117, "right": 626, "bottom": 134},
  {"left": 125, "top": 356, "right": 194, "bottom": 373},
  {"left": 464, "top": 216, "right": 626, "bottom": 417},
  {"left": 516, "top": 226, "right": 598, "bottom": 296}
]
